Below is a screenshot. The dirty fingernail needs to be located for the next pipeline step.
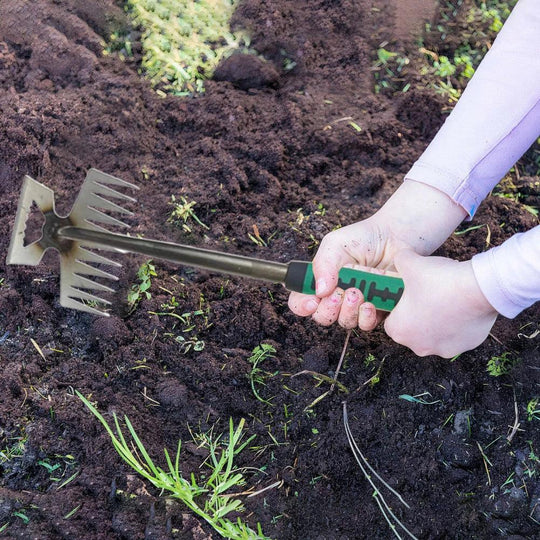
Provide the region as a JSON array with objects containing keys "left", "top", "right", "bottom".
[
  {"left": 346, "top": 290, "right": 360, "bottom": 305},
  {"left": 305, "top": 299, "right": 319, "bottom": 312}
]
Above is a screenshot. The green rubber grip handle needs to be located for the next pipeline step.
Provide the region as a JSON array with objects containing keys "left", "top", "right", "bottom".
[{"left": 284, "top": 261, "right": 404, "bottom": 312}]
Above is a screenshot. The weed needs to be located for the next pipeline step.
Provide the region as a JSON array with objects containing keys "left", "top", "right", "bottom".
[
  {"left": 168, "top": 195, "right": 209, "bottom": 232},
  {"left": 77, "top": 392, "right": 269, "bottom": 539},
  {"left": 128, "top": 260, "right": 157, "bottom": 311},
  {"left": 364, "top": 353, "right": 376, "bottom": 368},
  {"left": 0, "top": 433, "right": 27, "bottom": 465},
  {"left": 421, "top": 0, "right": 517, "bottom": 99},
  {"left": 154, "top": 294, "right": 211, "bottom": 353},
  {"left": 343, "top": 402, "right": 417, "bottom": 540},
  {"left": 123, "top": 0, "right": 248, "bottom": 95},
  {"left": 399, "top": 392, "right": 441, "bottom": 406},
  {"left": 12, "top": 511, "right": 29, "bottom": 525},
  {"left": 161, "top": 295, "right": 180, "bottom": 311},
  {"left": 373, "top": 45, "right": 410, "bottom": 95},
  {"left": 491, "top": 175, "right": 539, "bottom": 216},
  {"left": 105, "top": 27, "right": 133, "bottom": 59},
  {"left": 64, "top": 505, "right": 81, "bottom": 520},
  {"left": 486, "top": 352, "right": 518, "bottom": 377},
  {"left": 361, "top": 353, "right": 385, "bottom": 388},
  {"left": 248, "top": 344, "right": 277, "bottom": 405},
  {"left": 248, "top": 225, "right": 268, "bottom": 247},
  {"left": 527, "top": 398, "right": 540, "bottom": 421},
  {"left": 169, "top": 333, "right": 206, "bottom": 353}
]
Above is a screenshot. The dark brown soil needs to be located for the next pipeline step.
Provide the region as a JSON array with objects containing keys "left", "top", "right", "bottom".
[{"left": 1, "top": 1, "right": 539, "bottom": 539}]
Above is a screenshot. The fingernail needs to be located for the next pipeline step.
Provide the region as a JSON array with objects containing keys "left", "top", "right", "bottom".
[
  {"left": 360, "top": 304, "right": 372, "bottom": 316},
  {"left": 346, "top": 290, "right": 360, "bottom": 305},
  {"left": 330, "top": 289, "right": 344, "bottom": 304},
  {"left": 305, "top": 299, "right": 319, "bottom": 312},
  {"left": 316, "top": 278, "right": 328, "bottom": 296}
]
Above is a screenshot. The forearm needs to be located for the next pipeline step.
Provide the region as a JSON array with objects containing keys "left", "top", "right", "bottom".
[
  {"left": 471, "top": 225, "right": 540, "bottom": 318},
  {"left": 405, "top": 0, "right": 540, "bottom": 218}
]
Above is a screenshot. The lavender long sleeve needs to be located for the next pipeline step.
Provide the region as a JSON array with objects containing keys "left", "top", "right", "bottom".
[{"left": 404, "top": 0, "right": 540, "bottom": 318}]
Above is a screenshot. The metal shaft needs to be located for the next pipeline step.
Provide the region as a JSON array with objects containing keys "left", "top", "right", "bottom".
[{"left": 58, "top": 226, "right": 289, "bottom": 284}]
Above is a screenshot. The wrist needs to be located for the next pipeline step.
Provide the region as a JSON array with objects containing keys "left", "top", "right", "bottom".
[
  {"left": 460, "top": 259, "right": 498, "bottom": 317},
  {"left": 376, "top": 180, "right": 467, "bottom": 255}
]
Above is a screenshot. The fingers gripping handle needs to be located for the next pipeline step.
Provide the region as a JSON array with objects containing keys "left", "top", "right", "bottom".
[{"left": 285, "top": 261, "right": 404, "bottom": 312}]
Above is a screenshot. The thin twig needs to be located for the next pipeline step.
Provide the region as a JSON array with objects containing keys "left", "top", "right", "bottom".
[
  {"left": 507, "top": 387, "right": 521, "bottom": 443},
  {"left": 222, "top": 480, "right": 283, "bottom": 499},
  {"left": 330, "top": 329, "right": 352, "bottom": 393},
  {"left": 488, "top": 332, "right": 503, "bottom": 346},
  {"left": 476, "top": 441, "right": 492, "bottom": 486}
]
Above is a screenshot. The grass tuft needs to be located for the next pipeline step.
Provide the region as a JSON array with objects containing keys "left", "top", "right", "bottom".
[
  {"left": 77, "top": 391, "right": 269, "bottom": 539},
  {"left": 125, "top": 0, "right": 248, "bottom": 95}
]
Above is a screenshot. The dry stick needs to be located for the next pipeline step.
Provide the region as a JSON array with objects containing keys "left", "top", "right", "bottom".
[
  {"left": 343, "top": 402, "right": 418, "bottom": 540},
  {"left": 507, "top": 387, "right": 521, "bottom": 443},
  {"left": 476, "top": 441, "right": 492, "bottom": 486},
  {"left": 330, "top": 329, "right": 352, "bottom": 393}
]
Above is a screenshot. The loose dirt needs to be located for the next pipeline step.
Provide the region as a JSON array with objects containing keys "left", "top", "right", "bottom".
[{"left": 0, "top": 1, "right": 538, "bottom": 539}]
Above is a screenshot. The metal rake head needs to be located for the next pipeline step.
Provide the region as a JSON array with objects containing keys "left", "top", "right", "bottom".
[{"left": 7, "top": 169, "right": 138, "bottom": 316}]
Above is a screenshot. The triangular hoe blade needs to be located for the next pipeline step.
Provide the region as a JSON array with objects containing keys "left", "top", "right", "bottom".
[{"left": 7, "top": 175, "right": 55, "bottom": 266}]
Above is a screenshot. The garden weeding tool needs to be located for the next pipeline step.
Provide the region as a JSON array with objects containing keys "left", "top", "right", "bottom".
[{"left": 7, "top": 169, "right": 404, "bottom": 316}]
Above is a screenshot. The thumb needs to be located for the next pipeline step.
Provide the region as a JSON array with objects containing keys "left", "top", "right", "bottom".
[
  {"left": 392, "top": 248, "right": 424, "bottom": 281},
  {"left": 384, "top": 248, "right": 425, "bottom": 343},
  {"left": 386, "top": 248, "right": 424, "bottom": 319},
  {"left": 311, "top": 240, "right": 351, "bottom": 297}
]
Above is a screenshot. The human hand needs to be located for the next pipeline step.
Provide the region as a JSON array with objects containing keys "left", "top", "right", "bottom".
[
  {"left": 384, "top": 249, "right": 498, "bottom": 357},
  {"left": 288, "top": 180, "right": 468, "bottom": 333},
  {"left": 287, "top": 218, "right": 406, "bottom": 330}
]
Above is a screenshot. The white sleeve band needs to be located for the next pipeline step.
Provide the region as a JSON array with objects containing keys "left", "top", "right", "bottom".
[{"left": 471, "top": 226, "right": 540, "bottom": 318}]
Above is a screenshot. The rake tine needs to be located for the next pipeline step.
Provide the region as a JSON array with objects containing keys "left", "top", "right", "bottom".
[
  {"left": 69, "top": 274, "right": 116, "bottom": 293},
  {"left": 64, "top": 287, "right": 112, "bottom": 305},
  {"left": 73, "top": 260, "right": 119, "bottom": 281},
  {"left": 83, "top": 207, "right": 133, "bottom": 229},
  {"left": 77, "top": 247, "right": 122, "bottom": 267},
  {"left": 61, "top": 296, "right": 111, "bottom": 316},
  {"left": 88, "top": 182, "right": 138, "bottom": 204},
  {"left": 88, "top": 193, "right": 135, "bottom": 214},
  {"left": 86, "top": 168, "right": 139, "bottom": 190}
]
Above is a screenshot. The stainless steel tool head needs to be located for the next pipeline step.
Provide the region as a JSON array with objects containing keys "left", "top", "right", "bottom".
[{"left": 7, "top": 169, "right": 138, "bottom": 316}]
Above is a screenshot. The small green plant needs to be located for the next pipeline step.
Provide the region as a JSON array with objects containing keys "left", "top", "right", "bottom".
[
  {"left": 77, "top": 392, "right": 269, "bottom": 539},
  {"left": 169, "top": 333, "right": 206, "bottom": 353},
  {"left": 486, "top": 352, "right": 518, "bottom": 377},
  {"left": 168, "top": 195, "right": 209, "bottom": 232},
  {"left": 527, "top": 398, "right": 540, "bottom": 421},
  {"left": 247, "top": 344, "right": 277, "bottom": 405},
  {"left": 364, "top": 353, "right": 376, "bottom": 367},
  {"left": 399, "top": 392, "right": 441, "bottom": 406},
  {"left": 0, "top": 434, "right": 26, "bottom": 465},
  {"left": 124, "top": 0, "right": 248, "bottom": 95},
  {"left": 127, "top": 260, "right": 157, "bottom": 311},
  {"left": 373, "top": 46, "right": 410, "bottom": 94},
  {"left": 361, "top": 353, "right": 385, "bottom": 387},
  {"left": 421, "top": 0, "right": 517, "bottom": 100},
  {"left": 153, "top": 294, "right": 211, "bottom": 353},
  {"left": 491, "top": 175, "right": 539, "bottom": 216}
]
